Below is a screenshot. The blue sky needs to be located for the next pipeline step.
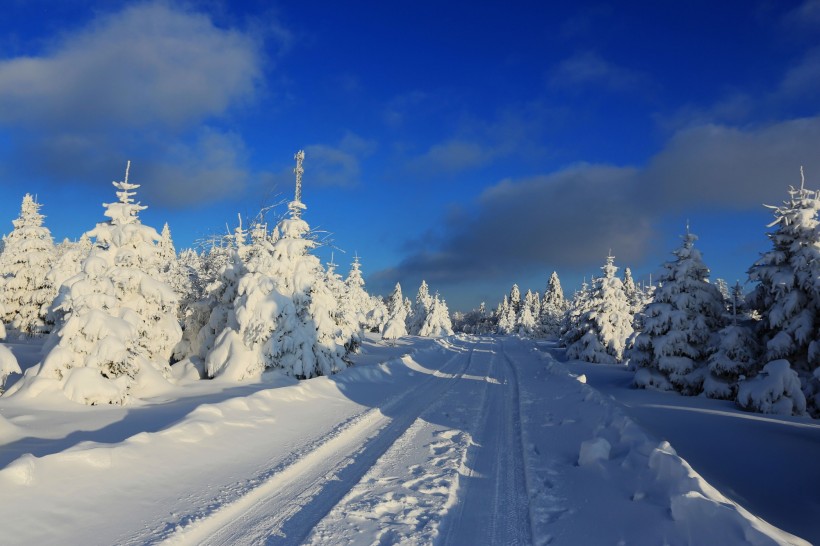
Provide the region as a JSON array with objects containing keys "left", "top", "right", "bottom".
[{"left": 1, "top": 0, "right": 819, "bottom": 310}]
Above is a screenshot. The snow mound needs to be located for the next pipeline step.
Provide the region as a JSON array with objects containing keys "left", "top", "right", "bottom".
[
  {"left": 577, "top": 437, "right": 610, "bottom": 466},
  {"left": 737, "top": 360, "right": 807, "bottom": 416},
  {"left": 0, "top": 344, "right": 21, "bottom": 391}
]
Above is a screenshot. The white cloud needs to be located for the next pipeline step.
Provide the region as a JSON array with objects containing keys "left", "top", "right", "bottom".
[
  {"left": 0, "top": 2, "right": 261, "bottom": 130},
  {"left": 0, "top": 2, "right": 271, "bottom": 208}
]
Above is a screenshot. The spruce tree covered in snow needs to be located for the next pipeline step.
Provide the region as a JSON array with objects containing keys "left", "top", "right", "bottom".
[
  {"left": 345, "top": 255, "right": 377, "bottom": 332},
  {"left": 0, "top": 194, "right": 56, "bottom": 336},
  {"left": 560, "top": 280, "right": 593, "bottom": 349},
  {"left": 705, "top": 282, "right": 761, "bottom": 400},
  {"left": 382, "top": 283, "right": 408, "bottom": 343},
  {"left": 206, "top": 151, "right": 354, "bottom": 380},
  {"left": 630, "top": 228, "right": 725, "bottom": 395},
  {"left": 496, "top": 295, "right": 517, "bottom": 335},
  {"left": 325, "top": 256, "right": 361, "bottom": 351},
  {"left": 517, "top": 289, "right": 538, "bottom": 336},
  {"left": 158, "top": 223, "right": 176, "bottom": 264},
  {"left": 175, "top": 239, "right": 246, "bottom": 366},
  {"left": 565, "top": 255, "right": 633, "bottom": 364},
  {"left": 47, "top": 234, "right": 92, "bottom": 294},
  {"left": 509, "top": 284, "right": 522, "bottom": 315},
  {"left": 745, "top": 169, "right": 819, "bottom": 415},
  {"left": 540, "top": 271, "right": 567, "bottom": 338},
  {"left": 407, "top": 280, "right": 434, "bottom": 335},
  {"left": 622, "top": 267, "right": 645, "bottom": 315},
  {"left": 10, "top": 163, "right": 182, "bottom": 405},
  {"left": 417, "top": 293, "right": 454, "bottom": 337}
]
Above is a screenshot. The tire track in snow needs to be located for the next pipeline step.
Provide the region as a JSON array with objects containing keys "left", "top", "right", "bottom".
[
  {"left": 158, "top": 337, "right": 477, "bottom": 546},
  {"left": 439, "top": 337, "right": 533, "bottom": 545},
  {"left": 304, "top": 337, "right": 498, "bottom": 545}
]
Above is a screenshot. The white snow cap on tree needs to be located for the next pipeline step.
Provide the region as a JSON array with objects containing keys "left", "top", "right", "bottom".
[
  {"left": 565, "top": 254, "right": 633, "bottom": 364},
  {"left": 631, "top": 227, "right": 725, "bottom": 395},
  {"left": 7, "top": 162, "right": 182, "bottom": 405},
  {"left": 0, "top": 194, "right": 56, "bottom": 336}
]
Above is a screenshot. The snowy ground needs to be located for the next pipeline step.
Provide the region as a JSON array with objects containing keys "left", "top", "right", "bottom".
[{"left": 0, "top": 335, "right": 815, "bottom": 545}]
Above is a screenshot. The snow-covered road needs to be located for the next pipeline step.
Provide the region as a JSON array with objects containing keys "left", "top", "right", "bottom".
[{"left": 0, "top": 335, "right": 812, "bottom": 545}]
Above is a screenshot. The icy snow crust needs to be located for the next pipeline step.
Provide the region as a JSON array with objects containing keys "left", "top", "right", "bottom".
[{"left": 0, "top": 335, "right": 811, "bottom": 545}]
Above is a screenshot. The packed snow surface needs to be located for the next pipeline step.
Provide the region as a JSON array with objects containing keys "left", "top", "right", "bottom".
[{"left": 0, "top": 335, "right": 815, "bottom": 545}]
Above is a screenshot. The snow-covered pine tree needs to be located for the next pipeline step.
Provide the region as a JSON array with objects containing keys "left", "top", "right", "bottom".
[
  {"left": 622, "top": 267, "right": 644, "bottom": 314},
  {"left": 206, "top": 150, "right": 354, "bottom": 380},
  {"left": 496, "top": 295, "right": 517, "bottom": 335},
  {"left": 705, "top": 281, "right": 760, "bottom": 399},
  {"left": 540, "top": 271, "right": 567, "bottom": 338},
  {"left": 509, "top": 284, "right": 522, "bottom": 315},
  {"left": 407, "top": 280, "right": 434, "bottom": 335},
  {"left": 382, "top": 282, "right": 408, "bottom": 343},
  {"left": 417, "top": 293, "right": 454, "bottom": 337},
  {"left": 714, "top": 278, "right": 731, "bottom": 313},
  {"left": 325, "top": 255, "right": 361, "bottom": 352},
  {"left": 630, "top": 227, "right": 725, "bottom": 395},
  {"left": 560, "top": 280, "right": 592, "bottom": 348},
  {"left": 0, "top": 194, "right": 56, "bottom": 336},
  {"left": 518, "top": 289, "right": 538, "bottom": 336},
  {"left": 175, "top": 239, "right": 246, "bottom": 367},
  {"left": 366, "top": 295, "right": 388, "bottom": 333},
  {"left": 158, "top": 223, "right": 176, "bottom": 264},
  {"left": 48, "top": 234, "right": 92, "bottom": 294},
  {"left": 565, "top": 254, "right": 633, "bottom": 364},
  {"left": 744, "top": 168, "right": 818, "bottom": 415},
  {"left": 10, "top": 163, "right": 182, "bottom": 404},
  {"left": 345, "top": 255, "right": 374, "bottom": 332}
]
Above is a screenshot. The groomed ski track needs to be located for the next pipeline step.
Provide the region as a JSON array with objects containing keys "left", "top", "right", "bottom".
[{"left": 162, "top": 336, "right": 534, "bottom": 546}]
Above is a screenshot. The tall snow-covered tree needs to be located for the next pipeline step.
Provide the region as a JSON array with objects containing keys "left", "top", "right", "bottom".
[
  {"left": 509, "top": 284, "right": 522, "bottom": 315},
  {"left": 206, "top": 150, "right": 354, "bottom": 380},
  {"left": 0, "top": 194, "right": 56, "bottom": 336},
  {"left": 9, "top": 163, "right": 182, "bottom": 404},
  {"left": 745, "top": 169, "right": 819, "bottom": 415},
  {"left": 407, "top": 280, "right": 434, "bottom": 335},
  {"left": 48, "top": 234, "right": 92, "bottom": 293},
  {"left": 565, "top": 255, "right": 633, "bottom": 364},
  {"left": 417, "top": 293, "right": 454, "bottom": 337},
  {"left": 496, "top": 295, "right": 517, "bottom": 335},
  {"left": 705, "top": 282, "right": 761, "bottom": 400},
  {"left": 540, "top": 271, "right": 567, "bottom": 338},
  {"left": 560, "top": 280, "right": 592, "bottom": 348},
  {"left": 326, "top": 256, "right": 361, "bottom": 352},
  {"left": 631, "top": 228, "right": 725, "bottom": 395},
  {"left": 345, "top": 255, "right": 375, "bottom": 332},
  {"left": 382, "top": 283, "right": 408, "bottom": 343},
  {"left": 158, "top": 223, "right": 176, "bottom": 264},
  {"left": 518, "top": 289, "right": 538, "bottom": 336}
]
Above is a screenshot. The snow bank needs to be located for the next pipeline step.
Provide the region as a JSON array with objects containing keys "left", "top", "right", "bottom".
[
  {"left": 0, "top": 344, "right": 21, "bottom": 391},
  {"left": 529, "top": 346, "right": 809, "bottom": 546},
  {"left": 737, "top": 360, "right": 807, "bottom": 416}
]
